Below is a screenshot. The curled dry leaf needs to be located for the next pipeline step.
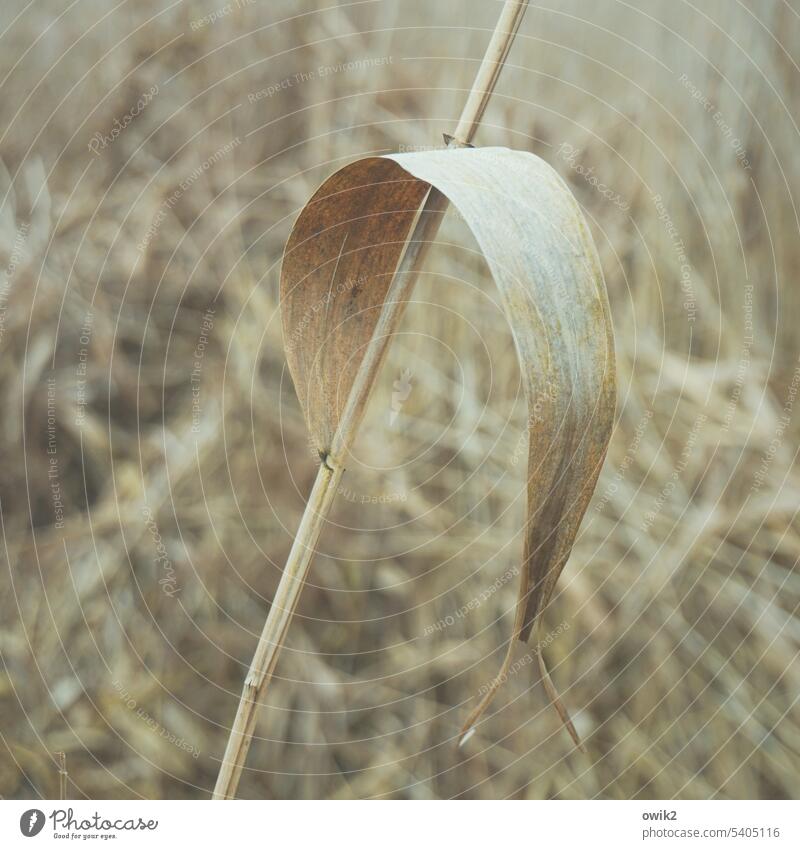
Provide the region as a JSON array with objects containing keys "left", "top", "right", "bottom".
[{"left": 280, "top": 147, "right": 616, "bottom": 747}]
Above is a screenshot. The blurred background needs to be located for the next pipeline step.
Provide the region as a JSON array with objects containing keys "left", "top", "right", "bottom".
[{"left": 1, "top": 0, "right": 799, "bottom": 799}]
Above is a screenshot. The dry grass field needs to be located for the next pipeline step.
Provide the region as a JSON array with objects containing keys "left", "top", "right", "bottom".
[{"left": 1, "top": 0, "right": 799, "bottom": 799}]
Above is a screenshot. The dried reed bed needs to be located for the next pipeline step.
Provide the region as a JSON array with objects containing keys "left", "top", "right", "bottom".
[{"left": 0, "top": 0, "right": 798, "bottom": 799}]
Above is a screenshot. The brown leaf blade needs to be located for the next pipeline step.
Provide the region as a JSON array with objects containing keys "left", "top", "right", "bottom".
[
  {"left": 281, "top": 147, "right": 616, "bottom": 746},
  {"left": 280, "top": 158, "right": 429, "bottom": 454}
]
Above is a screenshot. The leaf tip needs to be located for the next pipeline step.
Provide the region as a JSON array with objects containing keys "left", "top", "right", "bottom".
[
  {"left": 537, "top": 648, "right": 586, "bottom": 753},
  {"left": 458, "top": 726, "right": 477, "bottom": 748}
]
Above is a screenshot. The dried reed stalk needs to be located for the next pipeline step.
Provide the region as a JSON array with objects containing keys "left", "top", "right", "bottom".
[{"left": 213, "top": 0, "right": 531, "bottom": 800}]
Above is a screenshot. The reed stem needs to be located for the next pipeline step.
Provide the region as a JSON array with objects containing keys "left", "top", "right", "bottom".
[{"left": 213, "top": 0, "right": 529, "bottom": 800}]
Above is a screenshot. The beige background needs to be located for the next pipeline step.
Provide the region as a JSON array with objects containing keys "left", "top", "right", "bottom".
[{"left": 0, "top": 0, "right": 798, "bottom": 799}]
